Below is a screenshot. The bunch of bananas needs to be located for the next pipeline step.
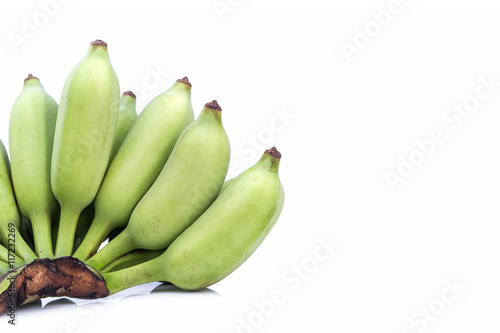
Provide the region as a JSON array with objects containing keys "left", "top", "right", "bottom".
[{"left": 0, "top": 40, "right": 284, "bottom": 313}]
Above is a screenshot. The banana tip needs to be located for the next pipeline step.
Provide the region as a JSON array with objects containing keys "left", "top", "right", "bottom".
[
  {"left": 205, "top": 100, "right": 221, "bottom": 111},
  {"left": 122, "top": 91, "right": 137, "bottom": 99},
  {"left": 91, "top": 40, "right": 107, "bottom": 47},
  {"left": 265, "top": 147, "right": 281, "bottom": 159},
  {"left": 177, "top": 77, "right": 191, "bottom": 87},
  {"left": 24, "top": 74, "right": 37, "bottom": 81}
]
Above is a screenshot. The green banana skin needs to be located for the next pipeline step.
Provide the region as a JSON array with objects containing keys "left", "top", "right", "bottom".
[
  {"left": 9, "top": 74, "right": 59, "bottom": 259},
  {"left": 102, "top": 148, "right": 283, "bottom": 294},
  {"left": 0, "top": 249, "right": 24, "bottom": 277},
  {"left": 0, "top": 244, "right": 15, "bottom": 263},
  {"left": 109, "top": 91, "right": 138, "bottom": 162},
  {"left": 51, "top": 208, "right": 91, "bottom": 255},
  {"left": 0, "top": 243, "right": 25, "bottom": 268},
  {"left": 219, "top": 177, "right": 235, "bottom": 194},
  {"left": 73, "top": 92, "right": 137, "bottom": 251},
  {"left": 52, "top": 40, "right": 120, "bottom": 257},
  {"left": 87, "top": 100, "right": 230, "bottom": 270},
  {"left": 0, "top": 140, "right": 38, "bottom": 263},
  {"left": 73, "top": 78, "right": 194, "bottom": 261},
  {"left": 0, "top": 261, "right": 9, "bottom": 276},
  {"left": 100, "top": 249, "right": 164, "bottom": 273},
  {"left": 76, "top": 93, "right": 131, "bottom": 249}
]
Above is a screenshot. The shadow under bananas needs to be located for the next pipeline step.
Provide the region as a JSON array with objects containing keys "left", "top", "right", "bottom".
[{"left": 151, "top": 283, "right": 221, "bottom": 297}]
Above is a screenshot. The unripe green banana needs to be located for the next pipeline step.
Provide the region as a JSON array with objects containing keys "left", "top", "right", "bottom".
[
  {"left": 52, "top": 40, "right": 120, "bottom": 257},
  {"left": 74, "top": 92, "right": 138, "bottom": 252},
  {"left": 100, "top": 249, "right": 164, "bottom": 273},
  {"left": 87, "top": 100, "right": 230, "bottom": 270},
  {"left": 0, "top": 247, "right": 24, "bottom": 276},
  {"left": 109, "top": 91, "right": 138, "bottom": 162},
  {"left": 74, "top": 92, "right": 137, "bottom": 252},
  {"left": 73, "top": 78, "right": 194, "bottom": 261},
  {"left": 101, "top": 148, "right": 284, "bottom": 294},
  {"left": 0, "top": 261, "right": 9, "bottom": 276},
  {"left": 0, "top": 243, "right": 24, "bottom": 268},
  {"left": 0, "top": 245, "right": 12, "bottom": 263},
  {"left": 9, "top": 74, "right": 59, "bottom": 258},
  {"left": 0, "top": 140, "right": 37, "bottom": 262},
  {"left": 219, "top": 177, "right": 235, "bottom": 194}
]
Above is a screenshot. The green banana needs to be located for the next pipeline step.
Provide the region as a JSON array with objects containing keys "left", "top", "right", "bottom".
[
  {"left": 109, "top": 91, "right": 138, "bottom": 161},
  {"left": 52, "top": 40, "right": 120, "bottom": 257},
  {"left": 100, "top": 249, "right": 164, "bottom": 273},
  {"left": 101, "top": 147, "right": 284, "bottom": 293},
  {"left": 86, "top": 100, "right": 230, "bottom": 270},
  {"left": 0, "top": 261, "right": 9, "bottom": 276},
  {"left": 74, "top": 88, "right": 134, "bottom": 250},
  {"left": 0, "top": 245, "right": 12, "bottom": 263},
  {"left": 74, "top": 92, "right": 136, "bottom": 245},
  {"left": 73, "top": 78, "right": 194, "bottom": 261},
  {"left": 219, "top": 177, "right": 235, "bottom": 194},
  {"left": 0, "top": 244, "right": 24, "bottom": 268},
  {"left": 0, "top": 140, "right": 37, "bottom": 262},
  {"left": 9, "top": 74, "right": 59, "bottom": 258}
]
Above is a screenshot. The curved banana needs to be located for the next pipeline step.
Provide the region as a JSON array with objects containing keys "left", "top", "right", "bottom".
[
  {"left": 109, "top": 91, "right": 138, "bottom": 162},
  {"left": 100, "top": 249, "right": 164, "bottom": 273},
  {"left": 0, "top": 245, "right": 12, "bottom": 263},
  {"left": 73, "top": 92, "right": 136, "bottom": 254},
  {"left": 73, "top": 78, "right": 194, "bottom": 261},
  {"left": 0, "top": 261, "right": 9, "bottom": 276},
  {"left": 73, "top": 91, "right": 136, "bottom": 248},
  {"left": 52, "top": 40, "right": 120, "bottom": 257},
  {"left": 101, "top": 147, "right": 284, "bottom": 293},
  {"left": 87, "top": 100, "right": 230, "bottom": 270},
  {"left": 0, "top": 140, "right": 37, "bottom": 262},
  {"left": 9, "top": 74, "right": 59, "bottom": 258},
  {"left": 0, "top": 242, "right": 24, "bottom": 267}
]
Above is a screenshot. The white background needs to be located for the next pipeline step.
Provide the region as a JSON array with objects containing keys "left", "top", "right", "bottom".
[{"left": 1, "top": 0, "right": 500, "bottom": 332}]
